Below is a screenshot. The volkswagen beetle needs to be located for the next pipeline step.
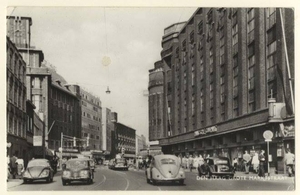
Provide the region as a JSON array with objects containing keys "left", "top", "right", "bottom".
[
  {"left": 61, "top": 158, "right": 94, "bottom": 185},
  {"left": 23, "top": 159, "right": 54, "bottom": 183},
  {"left": 198, "top": 156, "right": 234, "bottom": 179},
  {"left": 145, "top": 154, "right": 185, "bottom": 185}
]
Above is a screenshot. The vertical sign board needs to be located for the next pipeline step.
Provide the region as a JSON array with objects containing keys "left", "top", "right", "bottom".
[{"left": 33, "top": 136, "right": 43, "bottom": 146}]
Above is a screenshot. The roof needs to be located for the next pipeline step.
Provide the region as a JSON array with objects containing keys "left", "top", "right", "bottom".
[{"left": 154, "top": 154, "right": 178, "bottom": 161}]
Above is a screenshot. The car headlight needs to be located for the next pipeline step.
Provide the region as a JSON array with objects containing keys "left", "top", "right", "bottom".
[
  {"left": 40, "top": 170, "right": 49, "bottom": 177},
  {"left": 23, "top": 171, "right": 30, "bottom": 178},
  {"left": 80, "top": 170, "right": 89, "bottom": 177},
  {"left": 63, "top": 171, "right": 71, "bottom": 177}
]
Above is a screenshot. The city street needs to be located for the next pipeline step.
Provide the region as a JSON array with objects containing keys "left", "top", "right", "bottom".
[{"left": 8, "top": 165, "right": 294, "bottom": 191}]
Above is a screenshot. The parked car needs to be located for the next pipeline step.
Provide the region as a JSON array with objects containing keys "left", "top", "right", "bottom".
[
  {"left": 113, "top": 158, "right": 128, "bottom": 171},
  {"left": 61, "top": 158, "right": 94, "bottom": 186},
  {"left": 103, "top": 160, "right": 110, "bottom": 166},
  {"left": 23, "top": 159, "right": 54, "bottom": 183},
  {"left": 145, "top": 154, "right": 185, "bottom": 185},
  {"left": 198, "top": 156, "right": 234, "bottom": 179}
]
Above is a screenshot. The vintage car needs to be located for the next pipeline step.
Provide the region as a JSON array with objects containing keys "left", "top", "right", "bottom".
[
  {"left": 198, "top": 156, "right": 234, "bottom": 179},
  {"left": 61, "top": 158, "right": 94, "bottom": 185},
  {"left": 145, "top": 154, "right": 185, "bottom": 185},
  {"left": 113, "top": 158, "right": 128, "bottom": 170},
  {"left": 23, "top": 159, "right": 54, "bottom": 183},
  {"left": 103, "top": 160, "right": 110, "bottom": 166}
]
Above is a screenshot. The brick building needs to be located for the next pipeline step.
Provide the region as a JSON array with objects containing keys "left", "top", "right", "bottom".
[{"left": 153, "top": 8, "right": 294, "bottom": 174}]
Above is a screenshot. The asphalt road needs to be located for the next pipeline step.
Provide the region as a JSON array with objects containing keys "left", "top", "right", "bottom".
[{"left": 8, "top": 165, "right": 295, "bottom": 191}]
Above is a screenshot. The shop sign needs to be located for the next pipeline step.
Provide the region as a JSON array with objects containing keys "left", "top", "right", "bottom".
[
  {"left": 206, "top": 126, "right": 217, "bottom": 133},
  {"left": 33, "top": 136, "right": 43, "bottom": 146},
  {"left": 263, "top": 130, "right": 273, "bottom": 142},
  {"left": 194, "top": 126, "right": 217, "bottom": 137}
]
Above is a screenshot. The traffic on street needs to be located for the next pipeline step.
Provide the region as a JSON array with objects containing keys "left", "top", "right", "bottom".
[{"left": 8, "top": 164, "right": 294, "bottom": 191}]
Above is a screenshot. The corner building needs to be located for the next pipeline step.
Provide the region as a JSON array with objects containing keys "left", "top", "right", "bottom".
[{"left": 157, "top": 8, "right": 294, "bottom": 174}]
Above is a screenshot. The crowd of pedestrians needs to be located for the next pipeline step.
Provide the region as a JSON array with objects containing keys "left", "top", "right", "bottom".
[{"left": 175, "top": 149, "right": 295, "bottom": 177}]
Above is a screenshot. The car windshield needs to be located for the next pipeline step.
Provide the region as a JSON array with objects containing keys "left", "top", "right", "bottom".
[
  {"left": 116, "top": 159, "right": 125, "bottom": 163},
  {"left": 161, "top": 158, "right": 176, "bottom": 165},
  {"left": 214, "top": 159, "right": 229, "bottom": 164},
  {"left": 28, "top": 160, "right": 49, "bottom": 167},
  {"left": 66, "top": 160, "right": 88, "bottom": 169}
]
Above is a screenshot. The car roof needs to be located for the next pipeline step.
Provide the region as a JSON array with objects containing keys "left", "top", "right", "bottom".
[
  {"left": 30, "top": 158, "right": 48, "bottom": 162},
  {"left": 67, "top": 158, "right": 89, "bottom": 162},
  {"left": 154, "top": 154, "right": 178, "bottom": 161}
]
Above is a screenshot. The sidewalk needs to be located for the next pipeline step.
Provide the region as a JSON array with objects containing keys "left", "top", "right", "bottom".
[
  {"left": 7, "top": 170, "right": 62, "bottom": 189},
  {"left": 7, "top": 178, "right": 23, "bottom": 189}
]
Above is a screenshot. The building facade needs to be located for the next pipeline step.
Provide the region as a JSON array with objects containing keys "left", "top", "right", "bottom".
[
  {"left": 102, "top": 108, "right": 114, "bottom": 156},
  {"left": 80, "top": 89, "right": 102, "bottom": 150},
  {"left": 113, "top": 122, "right": 136, "bottom": 158},
  {"left": 148, "top": 60, "right": 164, "bottom": 141},
  {"left": 7, "top": 16, "right": 82, "bottom": 152},
  {"left": 6, "top": 36, "right": 28, "bottom": 161},
  {"left": 154, "top": 8, "right": 294, "bottom": 174},
  {"left": 136, "top": 134, "right": 147, "bottom": 155}
]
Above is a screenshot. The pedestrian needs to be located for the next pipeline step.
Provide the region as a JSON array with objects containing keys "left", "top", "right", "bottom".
[
  {"left": 193, "top": 154, "right": 199, "bottom": 169},
  {"left": 285, "top": 149, "right": 295, "bottom": 177},
  {"left": 9, "top": 153, "right": 18, "bottom": 179},
  {"left": 258, "top": 150, "right": 266, "bottom": 177},
  {"left": 188, "top": 155, "right": 194, "bottom": 172},
  {"left": 182, "top": 156, "right": 187, "bottom": 169},
  {"left": 251, "top": 152, "right": 259, "bottom": 173},
  {"left": 232, "top": 158, "right": 238, "bottom": 172},
  {"left": 243, "top": 151, "right": 251, "bottom": 174}
]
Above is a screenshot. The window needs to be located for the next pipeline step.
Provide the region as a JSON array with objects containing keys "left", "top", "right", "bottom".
[
  {"left": 198, "top": 21, "right": 203, "bottom": 35},
  {"left": 210, "top": 82, "right": 214, "bottom": 108},
  {"left": 233, "top": 97, "right": 239, "bottom": 117},
  {"left": 189, "top": 31, "right": 194, "bottom": 44},
  {"left": 200, "top": 88, "right": 204, "bottom": 112},
  {"left": 182, "top": 39, "right": 187, "bottom": 51}
]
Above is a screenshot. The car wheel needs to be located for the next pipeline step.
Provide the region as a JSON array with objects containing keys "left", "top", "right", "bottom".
[
  {"left": 50, "top": 176, "right": 53, "bottom": 182},
  {"left": 208, "top": 172, "right": 212, "bottom": 179},
  {"left": 62, "top": 180, "right": 67, "bottom": 186},
  {"left": 46, "top": 178, "right": 50, "bottom": 183},
  {"left": 179, "top": 179, "right": 184, "bottom": 185},
  {"left": 23, "top": 179, "right": 27, "bottom": 184},
  {"left": 152, "top": 179, "right": 157, "bottom": 185}
]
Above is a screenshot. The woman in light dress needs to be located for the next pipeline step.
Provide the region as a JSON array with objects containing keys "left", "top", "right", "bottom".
[{"left": 251, "top": 152, "right": 259, "bottom": 173}]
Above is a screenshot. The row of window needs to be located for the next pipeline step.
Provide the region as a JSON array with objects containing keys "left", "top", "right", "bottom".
[
  {"left": 7, "top": 115, "right": 27, "bottom": 139},
  {"left": 80, "top": 93, "right": 100, "bottom": 106},
  {"left": 7, "top": 75, "right": 26, "bottom": 112},
  {"left": 167, "top": 8, "right": 279, "bottom": 134},
  {"left": 7, "top": 44, "right": 26, "bottom": 84}
]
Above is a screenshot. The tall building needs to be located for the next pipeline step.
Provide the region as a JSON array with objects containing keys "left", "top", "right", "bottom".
[
  {"left": 6, "top": 36, "right": 28, "bottom": 160},
  {"left": 7, "top": 16, "right": 82, "bottom": 152},
  {"left": 135, "top": 134, "right": 146, "bottom": 155},
  {"left": 113, "top": 122, "right": 136, "bottom": 159},
  {"left": 80, "top": 89, "right": 102, "bottom": 150},
  {"left": 153, "top": 8, "right": 294, "bottom": 174},
  {"left": 148, "top": 60, "right": 164, "bottom": 141},
  {"left": 102, "top": 107, "right": 113, "bottom": 156}
]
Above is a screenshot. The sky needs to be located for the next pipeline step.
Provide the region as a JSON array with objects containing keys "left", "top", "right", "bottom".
[{"left": 7, "top": 7, "right": 197, "bottom": 141}]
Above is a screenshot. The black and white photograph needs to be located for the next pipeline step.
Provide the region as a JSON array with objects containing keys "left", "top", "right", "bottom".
[{"left": 3, "top": 0, "right": 297, "bottom": 192}]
